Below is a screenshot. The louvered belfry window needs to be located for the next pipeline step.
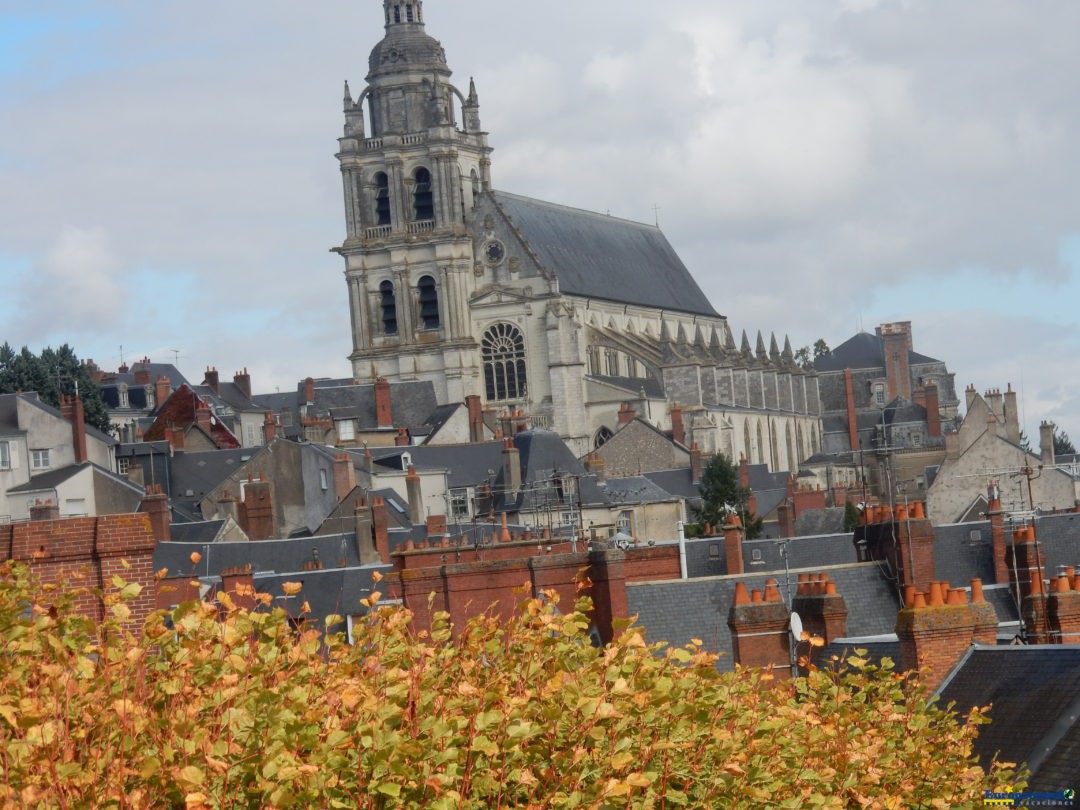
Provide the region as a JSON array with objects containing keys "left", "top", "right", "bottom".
[{"left": 418, "top": 275, "right": 439, "bottom": 329}]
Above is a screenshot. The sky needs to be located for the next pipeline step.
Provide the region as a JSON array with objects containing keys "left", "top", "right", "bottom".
[{"left": 2, "top": 0, "right": 1079, "bottom": 444}]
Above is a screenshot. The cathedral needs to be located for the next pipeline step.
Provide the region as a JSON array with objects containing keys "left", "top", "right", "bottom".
[{"left": 335, "top": 1, "right": 821, "bottom": 466}]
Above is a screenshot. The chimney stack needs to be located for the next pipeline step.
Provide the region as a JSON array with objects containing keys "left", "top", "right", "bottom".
[
  {"left": 844, "top": 369, "right": 859, "bottom": 452},
  {"left": 584, "top": 452, "right": 606, "bottom": 481},
  {"left": 133, "top": 359, "right": 151, "bottom": 386},
  {"left": 689, "top": 443, "right": 704, "bottom": 485},
  {"left": 354, "top": 499, "right": 377, "bottom": 564},
  {"left": 371, "top": 496, "right": 390, "bottom": 563},
  {"left": 405, "top": 465, "right": 424, "bottom": 525},
  {"left": 333, "top": 453, "right": 357, "bottom": 502},
  {"left": 670, "top": 404, "right": 685, "bottom": 446},
  {"left": 465, "top": 394, "right": 484, "bottom": 443},
  {"left": 878, "top": 322, "right": 912, "bottom": 401},
  {"left": 1040, "top": 421, "right": 1056, "bottom": 466},
  {"left": 29, "top": 499, "right": 60, "bottom": 522},
  {"left": 204, "top": 367, "right": 220, "bottom": 394},
  {"left": 924, "top": 382, "right": 941, "bottom": 438},
  {"left": 374, "top": 377, "right": 393, "bottom": 428},
  {"left": 723, "top": 512, "right": 745, "bottom": 575},
  {"left": 60, "top": 395, "right": 88, "bottom": 464},
  {"left": 728, "top": 579, "right": 791, "bottom": 677},
  {"left": 139, "top": 485, "right": 171, "bottom": 542},
  {"left": 262, "top": 411, "right": 277, "bottom": 444},
  {"left": 986, "top": 482, "right": 1009, "bottom": 585},
  {"left": 896, "top": 579, "right": 998, "bottom": 692},
  {"left": 154, "top": 375, "right": 171, "bottom": 411},
  {"left": 1003, "top": 384, "right": 1020, "bottom": 445},
  {"left": 239, "top": 475, "right": 275, "bottom": 540},
  {"left": 233, "top": 368, "right": 252, "bottom": 400},
  {"left": 502, "top": 438, "right": 522, "bottom": 497},
  {"left": 304, "top": 376, "right": 315, "bottom": 406},
  {"left": 617, "top": 402, "right": 636, "bottom": 426}
]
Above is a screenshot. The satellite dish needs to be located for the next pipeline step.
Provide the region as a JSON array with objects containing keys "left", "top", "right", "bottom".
[{"left": 789, "top": 612, "right": 803, "bottom": 639}]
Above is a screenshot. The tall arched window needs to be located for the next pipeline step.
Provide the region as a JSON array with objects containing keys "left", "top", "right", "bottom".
[
  {"left": 594, "top": 426, "right": 614, "bottom": 449},
  {"left": 756, "top": 422, "right": 765, "bottom": 466},
  {"left": 786, "top": 423, "right": 796, "bottom": 471},
  {"left": 379, "top": 280, "right": 397, "bottom": 334},
  {"left": 418, "top": 275, "right": 439, "bottom": 329},
  {"left": 413, "top": 167, "right": 434, "bottom": 222},
  {"left": 374, "top": 172, "right": 391, "bottom": 226},
  {"left": 743, "top": 422, "right": 752, "bottom": 463},
  {"left": 482, "top": 323, "right": 527, "bottom": 401}
]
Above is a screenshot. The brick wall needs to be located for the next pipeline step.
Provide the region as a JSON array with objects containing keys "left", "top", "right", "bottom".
[{"left": 0, "top": 512, "right": 159, "bottom": 627}]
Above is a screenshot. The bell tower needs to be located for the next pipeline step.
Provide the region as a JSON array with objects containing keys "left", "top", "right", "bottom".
[{"left": 336, "top": 0, "right": 493, "bottom": 402}]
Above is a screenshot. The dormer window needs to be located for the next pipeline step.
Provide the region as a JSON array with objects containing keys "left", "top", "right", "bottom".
[
  {"left": 401, "top": 451, "right": 412, "bottom": 471},
  {"left": 118, "top": 384, "right": 129, "bottom": 408}
]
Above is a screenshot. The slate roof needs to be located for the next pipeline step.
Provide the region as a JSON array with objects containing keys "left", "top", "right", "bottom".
[
  {"left": 578, "top": 475, "right": 678, "bottom": 511},
  {"left": 585, "top": 374, "right": 666, "bottom": 399},
  {"left": 937, "top": 645, "right": 1080, "bottom": 792},
  {"left": 627, "top": 562, "right": 900, "bottom": 672},
  {"left": 492, "top": 191, "right": 720, "bottom": 318},
  {"left": 742, "top": 531, "right": 859, "bottom": 572},
  {"left": 306, "top": 379, "right": 438, "bottom": 431},
  {"left": 154, "top": 532, "right": 393, "bottom": 631},
  {"left": 0, "top": 392, "right": 116, "bottom": 446},
  {"left": 642, "top": 468, "right": 700, "bottom": 504},
  {"left": 167, "top": 447, "right": 263, "bottom": 517},
  {"left": 194, "top": 382, "right": 260, "bottom": 413},
  {"left": 142, "top": 385, "right": 241, "bottom": 449},
  {"left": 7, "top": 463, "right": 89, "bottom": 492},
  {"left": 794, "top": 508, "right": 846, "bottom": 537},
  {"left": 168, "top": 520, "right": 227, "bottom": 543},
  {"left": 814, "top": 331, "right": 939, "bottom": 373}
]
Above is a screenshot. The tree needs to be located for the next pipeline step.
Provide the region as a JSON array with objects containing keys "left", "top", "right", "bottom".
[
  {"left": 842, "top": 500, "right": 862, "bottom": 532},
  {"left": 1053, "top": 427, "right": 1077, "bottom": 456},
  {"left": 0, "top": 561, "right": 1024, "bottom": 807},
  {"left": 695, "top": 453, "right": 764, "bottom": 539},
  {"left": 0, "top": 343, "right": 111, "bottom": 433},
  {"left": 794, "top": 338, "right": 831, "bottom": 370}
]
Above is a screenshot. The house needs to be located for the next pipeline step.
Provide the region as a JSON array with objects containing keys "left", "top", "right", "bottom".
[
  {"left": 91, "top": 357, "right": 189, "bottom": 442},
  {"left": 926, "top": 387, "right": 1080, "bottom": 522},
  {"left": 142, "top": 385, "right": 242, "bottom": 452},
  {"left": 0, "top": 393, "right": 140, "bottom": 521}
]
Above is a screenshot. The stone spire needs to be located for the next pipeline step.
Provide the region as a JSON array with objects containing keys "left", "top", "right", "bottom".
[{"left": 756, "top": 331, "right": 768, "bottom": 362}]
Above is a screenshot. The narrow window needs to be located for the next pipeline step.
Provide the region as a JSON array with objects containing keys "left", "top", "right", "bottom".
[
  {"left": 0, "top": 441, "right": 9, "bottom": 469},
  {"left": 338, "top": 420, "right": 356, "bottom": 441},
  {"left": 374, "top": 172, "right": 391, "bottom": 226},
  {"left": 418, "top": 275, "right": 439, "bottom": 329},
  {"left": 117, "top": 457, "right": 130, "bottom": 475},
  {"left": 31, "top": 449, "right": 50, "bottom": 470},
  {"left": 380, "top": 280, "right": 398, "bottom": 334},
  {"left": 393, "top": 5, "right": 401, "bottom": 23},
  {"left": 406, "top": 4, "right": 414, "bottom": 22},
  {"left": 482, "top": 323, "right": 527, "bottom": 401},
  {"left": 413, "top": 167, "right": 434, "bottom": 222}
]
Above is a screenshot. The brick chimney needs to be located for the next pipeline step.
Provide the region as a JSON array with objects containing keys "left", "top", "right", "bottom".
[
  {"left": 60, "top": 395, "right": 88, "bottom": 464},
  {"left": 394, "top": 428, "right": 410, "bottom": 446},
  {"left": 204, "top": 367, "right": 219, "bottom": 394},
  {"left": 964, "top": 383, "right": 978, "bottom": 411},
  {"left": 670, "top": 404, "right": 685, "bottom": 446},
  {"left": 1040, "top": 421, "right": 1056, "bottom": 466},
  {"left": 139, "top": 485, "right": 171, "bottom": 542},
  {"left": 878, "top": 322, "right": 912, "bottom": 401},
  {"left": 986, "top": 482, "right": 1009, "bottom": 585},
  {"left": 239, "top": 475, "right": 274, "bottom": 540},
  {"left": 333, "top": 453, "right": 357, "bottom": 502},
  {"left": 584, "top": 452, "right": 606, "bottom": 481},
  {"left": 791, "top": 573, "right": 848, "bottom": 646},
  {"left": 374, "top": 377, "right": 393, "bottom": 428},
  {"left": 588, "top": 546, "right": 630, "bottom": 645},
  {"left": 84, "top": 359, "right": 104, "bottom": 386},
  {"left": 775, "top": 502, "right": 794, "bottom": 539},
  {"left": 133, "top": 359, "right": 151, "bottom": 386},
  {"left": 233, "top": 368, "right": 252, "bottom": 400},
  {"left": 1048, "top": 570, "right": 1080, "bottom": 644},
  {"left": 924, "top": 382, "right": 941, "bottom": 438},
  {"left": 304, "top": 377, "right": 315, "bottom": 406},
  {"left": 1007, "top": 524, "right": 1050, "bottom": 642},
  {"left": 371, "top": 496, "right": 390, "bottom": 563},
  {"left": 617, "top": 402, "right": 636, "bottom": 426},
  {"left": 1003, "top": 384, "right": 1020, "bottom": 445},
  {"left": 262, "top": 411, "right": 277, "bottom": 444},
  {"left": 194, "top": 398, "right": 213, "bottom": 433},
  {"left": 29, "top": 499, "right": 60, "bottom": 522},
  {"left": 896, "top": 579, "right": 998, "bottom": 692},
  {"left": 502, "top": 437, "right": 521, "bottom": 498},
  {"left": 728, "top": 579, "right": 791, "bottom": 677},
  {"left": 689, "top": 443, "right": 704, "bottom": 485},
  {"left": 219, "top": 565, "right": 256, "bottom": 610},
  {"left": 896, "top": 505, "right": 935, "bottom": 590},
  {"left": 466, "top": 394, "right": 484, "bottom": 443},
  {"left": 154, "top": 375, "right": 171, "bottom": 410},
  {"left": 405, "top": 465, "right": 424, "bottom": 525},
  {"left": 844, "top": 369, "right": 859, "bottom": 450},
  {"left": 723, "top": 513, "right": 745, "bottom": 575},
  {"left": 354, "top": 499, "right": 378, "bottom": 564}
]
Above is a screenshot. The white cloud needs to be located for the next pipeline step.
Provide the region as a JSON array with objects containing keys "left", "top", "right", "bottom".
[{"left": 18, "top": 226, "right": 126, "bottom": 335}]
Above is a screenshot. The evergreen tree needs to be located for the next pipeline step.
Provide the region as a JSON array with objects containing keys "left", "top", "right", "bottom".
[
  {"left": 842, "top": 500, "right": 861, "bottom": 532},
  {"left": 1053, "top": 427, "right": 1077, "bottom": 456},
  {"left": 694, "top": 453, "right": 764, "bottom": 539},
  {"left": 0, "top": 343, "right": 112, "bottom": 434}
]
